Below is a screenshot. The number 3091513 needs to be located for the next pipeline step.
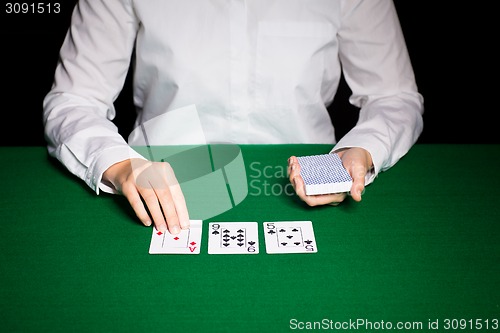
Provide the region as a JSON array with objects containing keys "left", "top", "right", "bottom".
[{"left": 6, "top": 3, "right": 61, "bottom": 14}]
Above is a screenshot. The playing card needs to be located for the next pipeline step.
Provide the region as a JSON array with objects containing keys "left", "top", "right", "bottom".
[
  {"left": 208, "top": 222, "right": 259, "bottom": 254},
  {"left": 263, "top": 221, "right": 317, "bottom": 254},
  {"left": 296, "top": 153, "right": 352, "bottom": 195},
  {"left": 149, "top": 220, "right": 203, "bottom": 254}
]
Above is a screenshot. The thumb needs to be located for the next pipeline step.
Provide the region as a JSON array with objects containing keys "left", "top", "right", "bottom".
[{"left": 349, "top": 164, "right": 367, "bottom": 202}]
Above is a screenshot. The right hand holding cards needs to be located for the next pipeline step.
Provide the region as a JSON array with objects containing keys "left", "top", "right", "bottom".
[{"left": 288, "top": 148, "right": 373, "bottom": 205}]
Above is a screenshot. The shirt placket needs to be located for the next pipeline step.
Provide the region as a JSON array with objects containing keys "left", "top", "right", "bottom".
[{"left": 228, "top": 0, "right": 250, "bottom": 142}]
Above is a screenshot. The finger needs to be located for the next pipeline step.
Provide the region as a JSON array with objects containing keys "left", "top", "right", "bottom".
[
  {"left": 292, "top": 175, "right": 346, "bottom": 206},
  {"left": 348, "top": 164, "right": 367, "bottom": 202},
  {"left": 300, "top": 190, "right": 347, "bottom": 206},
  {"left": 153, "top": 185, "right": 181, "bottom": 235},
  {"left": 140, "top": 187, "right": 170, "bottom": 233},
  {"left": 160, "top": 163, "right": 189, "bottom": 230},
  {"left": 288, "top": 156, "right": 302, "bottom": 185},
  {"left": 303, "top": 194, "right": 346, "bottom": 206},
  {"left": 135, "top": 162, "right": 183, "bottom": 234},
  {"left": 169, "top": 183, "right": 190, "bottom": 230},
  {"left": 349, "top": 182, "right": 365, "bottom": 202},
  {"left": 291, "top": 173, "right": 306, "bottom": 199},
  {"left": 287, "top": 156, "right": 298, "bottom": 176},
  {"left": 121, "top": 182, "right": 152, "bottom": 227}
]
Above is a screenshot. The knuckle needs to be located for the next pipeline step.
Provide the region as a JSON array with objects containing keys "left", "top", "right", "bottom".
[
  {"left": 140, "top": 191, "right": 158, "bottom": 202},
  {"left": 162, "top": 161, "right": 173, "bottom": 172},
  {"left": 128, "top": 196, "right": 144, "bottom": 209}
]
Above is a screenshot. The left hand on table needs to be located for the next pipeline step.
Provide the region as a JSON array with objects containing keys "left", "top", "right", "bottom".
[{"left": 288, "top": 147, "right": 373, "bottom": 206}]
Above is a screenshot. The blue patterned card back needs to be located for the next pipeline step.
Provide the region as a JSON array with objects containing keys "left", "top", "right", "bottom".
[{"left": 297, "top": 153, "right": 352, "bottom": 195}]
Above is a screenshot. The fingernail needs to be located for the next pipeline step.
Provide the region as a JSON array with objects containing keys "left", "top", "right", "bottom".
[
  {"left": 171, "top": 225, "right": 181, "bottom": 235},
  {"left": 144, "top": 220, "right": 152, "bottom": 227}
]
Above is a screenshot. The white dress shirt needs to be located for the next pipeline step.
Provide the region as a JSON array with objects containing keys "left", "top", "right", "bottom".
[{"left": 43, "top": 0, "right": 423, "bottom": 194}]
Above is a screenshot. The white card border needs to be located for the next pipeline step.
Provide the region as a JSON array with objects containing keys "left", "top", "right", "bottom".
[
  {"left": 263, "top": 221, "right": 318, "bottom": 254},
  {"left": 208, "top": 222, "right": 259, "bottom": 254},
  {"left": 149, "top": 220, "right": 203, "bottom": 254}
]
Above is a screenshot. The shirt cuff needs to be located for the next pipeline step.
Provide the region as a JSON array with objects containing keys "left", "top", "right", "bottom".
[{"left": 85, "top": 146, "right": 147, "bottom": 195}]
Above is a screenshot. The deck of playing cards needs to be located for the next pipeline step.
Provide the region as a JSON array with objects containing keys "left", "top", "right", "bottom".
[{"left": 296, "top": 153, "right": 352, "bottom": 195}]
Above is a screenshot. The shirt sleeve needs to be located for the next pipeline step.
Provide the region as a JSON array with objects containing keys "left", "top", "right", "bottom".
[
  {"left": 43, "top": 0, "right": 145, "bottom": 194},
  {"left": 332, "top": 0, "right": 424, "bottom": 185}
]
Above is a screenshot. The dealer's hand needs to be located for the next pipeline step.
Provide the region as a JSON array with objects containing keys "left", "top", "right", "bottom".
[
  {"left": 103, "top": 158, "right": 190, "bottom": 234},
  {"left": 288, "top": 147, "right": 373, "bottom": 206}
]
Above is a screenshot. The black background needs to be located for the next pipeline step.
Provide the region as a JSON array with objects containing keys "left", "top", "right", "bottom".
[{"left": 1, "top": 1, "right": 497, "bottom": 146}]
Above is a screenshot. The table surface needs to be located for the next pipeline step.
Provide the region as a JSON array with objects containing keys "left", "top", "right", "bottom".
[{"left": 1, "top": 144, "right": 499, "bottom": 333}]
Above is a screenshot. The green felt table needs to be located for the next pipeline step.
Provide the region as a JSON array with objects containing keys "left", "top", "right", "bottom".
[{"left": 1, "top": 144, "right": 499, "bottom": 333}]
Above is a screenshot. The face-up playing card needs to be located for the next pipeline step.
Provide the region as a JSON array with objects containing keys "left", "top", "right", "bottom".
[
  {"left": 263, "top": 221, "right": 317, "bottom": 254},
  {"left": 296, "top": 153, "right": 352, "bottom": 195},
  {"left": 149, "top": 220, "right": 203, "bottom": 254},
  {"left": 208, "top": 222, "right": 259, "bottom": 254}
]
